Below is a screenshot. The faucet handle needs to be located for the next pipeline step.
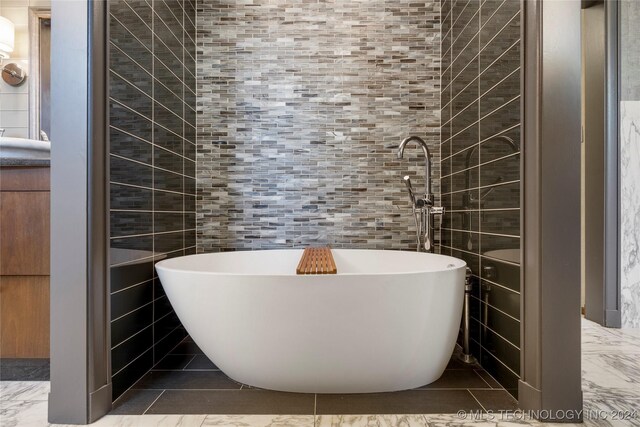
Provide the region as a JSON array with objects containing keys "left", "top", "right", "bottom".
[{"left": 430, "top": 206, "right": 445, "bottom": 215}]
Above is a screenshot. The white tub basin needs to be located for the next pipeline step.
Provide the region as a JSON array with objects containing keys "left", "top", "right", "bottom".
[
  {"left": 0, "top": 137, "right": 50, "bottom": 160},
  {"left": 156, "top": 249, "right": 467, "bottom": 393}
]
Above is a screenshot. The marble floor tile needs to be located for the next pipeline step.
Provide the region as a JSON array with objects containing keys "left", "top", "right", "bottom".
[
  {"left": 582, "top": 355, "right": 640, "bottom": 399},
  {"left": 422, "top": 413, "right": 538, "bottom": 426},
  {"left": 619, "top": 328, "right": 640, "bottom": 338},
  {"left": 315, "top": 415, "right": 430, "bottom": 427},
  {"left": 0, "top": 399, "right": 49, "bottom": 427},
  {"left": 89, "top": 415, "right": 207, "bottom": 427},
  {"left": 424, "top": 413, "right": 587, "bottom": 427},
  {"left": 583, "top": 398, "right": 640, "bottom": 427},
  {"left": 203, "top": 415, "right": 314, "bottom": 427},
  {"left": 581, "top": 319, "right": 640, "bottom": 355},
  {"left": 1, "top": 400, "right": 207, "bottom": 427},
  {"left": 0, "top": 381, "right": 50, "bottom": 401}
]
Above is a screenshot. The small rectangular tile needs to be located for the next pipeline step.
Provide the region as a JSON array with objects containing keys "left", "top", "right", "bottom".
[
  {"left": 416, "top": 369, "right": 492, "bottom": 390},
  {"left": 473, "top": 370, "right": 502, "bottom": 388},
  {"left": 111, "top": 325, "right": 153, "bottom": 374},
  {"left": 153, "top": 354, "right": 195, "bottom": 371},
  {"left": 146, "top": 390, "right": 315, "bottom": 415},
  {"left": 111, "top": 389, "right": 163, "bottom": 415},
  {"left": 170, "top": 340, "right": 204, "bottom": 355},
  {"left": 469, "top": 389, "right": 519, "bottom": 411},
  {"left": 315, "top": 390, "right": 483, "bottom": 415},
  {"left": 132, "top": 371, "right": 241, "bottom": 390},
  {"left": 112, "top": 348, "right": 154, "bottom": 400},
  {"left": 111, "top": 304, "right": 153, "bottom": 348},
  {"left": 185, "top": 355, "right": 218, "bottom": 370},
  {"left": 154, "top": 328, "right": 190, "bottom": 365}
]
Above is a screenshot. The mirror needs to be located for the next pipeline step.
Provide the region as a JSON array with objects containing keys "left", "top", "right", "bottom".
[
  {"left": 0, "top": 3, "right": 50, "bottom": 140},
  {"left": 28, "top": 8, "right": 50, "bottom": 140}
]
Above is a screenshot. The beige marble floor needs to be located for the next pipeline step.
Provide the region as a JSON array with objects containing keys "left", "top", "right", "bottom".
[{"left": 1, "top": 318, "right": 639, "bottom": 427}]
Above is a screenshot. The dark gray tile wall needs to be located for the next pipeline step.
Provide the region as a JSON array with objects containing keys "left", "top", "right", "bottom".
[
  {"left": 439, "top": 0, "right": 521, "bottom": 397},
  {"left": 108, "top": 0, "right": 197, "bottom": 401},
  {"left": 196, "top": 0, "right": 441, "bottom": 252}
]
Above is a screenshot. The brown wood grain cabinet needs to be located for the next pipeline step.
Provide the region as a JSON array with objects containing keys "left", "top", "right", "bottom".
[{"left": 0, "top": 166, "right": 50, "bottom": 358}]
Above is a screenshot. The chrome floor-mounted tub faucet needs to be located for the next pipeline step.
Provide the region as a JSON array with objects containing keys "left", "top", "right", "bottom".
[{"left": 397, "top": 136, "right": 444, "bottom": 252}]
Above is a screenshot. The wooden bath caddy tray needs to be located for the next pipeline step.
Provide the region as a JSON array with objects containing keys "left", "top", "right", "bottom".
[{"left": 296, "top": 247, "right": 337, "bottom": 275}]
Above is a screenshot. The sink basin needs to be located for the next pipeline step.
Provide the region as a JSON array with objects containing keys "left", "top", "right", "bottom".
[{"left": 0, "top": 137, "right": 51, "bottom": 160}]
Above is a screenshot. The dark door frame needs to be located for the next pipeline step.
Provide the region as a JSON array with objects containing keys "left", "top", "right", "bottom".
[
  {"left": 581, "top": 0, "right": 621, "bottom": 328},
  {"left": 519, "top": 0, "right": 583, "bottom": 420},
  {"left": 602, "top": 0, "right": 622, "bottom": 328},
  {"left": 48, "top": 0, "right": 111, "bottom": 423}
]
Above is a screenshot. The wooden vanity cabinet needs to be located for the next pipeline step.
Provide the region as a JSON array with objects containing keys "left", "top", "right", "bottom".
[{"left": 0, "top": 166, "right": 50, "bottom": 358}]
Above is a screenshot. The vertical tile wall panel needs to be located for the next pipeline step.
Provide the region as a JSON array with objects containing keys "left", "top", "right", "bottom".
[
  {"left": 109, "top": 0, "right": 196, "bottom": 401},
  {"left": 439, "top": 0, "right": 521, "bottom": 398}
]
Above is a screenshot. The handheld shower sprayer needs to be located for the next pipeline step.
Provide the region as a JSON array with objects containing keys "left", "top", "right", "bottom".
[{"left": 403, "top": 175, "right": 416, "bottom": 206}]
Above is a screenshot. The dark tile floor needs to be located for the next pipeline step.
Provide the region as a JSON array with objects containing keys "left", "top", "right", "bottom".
[
  {"left": 0, "top": 358, "right": 50, "bottom": 381},
  {"left": 111, "top": 337, "right": 518, "bottom": 415}
]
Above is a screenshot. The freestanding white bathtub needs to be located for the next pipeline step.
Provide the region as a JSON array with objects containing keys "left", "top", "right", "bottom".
[{"left": 155, "top": 249, "right": 466, "bottom": 393}]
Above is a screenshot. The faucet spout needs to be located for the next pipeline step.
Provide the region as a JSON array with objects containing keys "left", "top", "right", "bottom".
[{"left": 397, "top": 136, "right": 432, "bottom": 198}]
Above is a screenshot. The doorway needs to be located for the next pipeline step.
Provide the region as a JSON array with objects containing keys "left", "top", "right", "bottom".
[{"left": 581, "top": 0, "right": 621, "bottom": 328}]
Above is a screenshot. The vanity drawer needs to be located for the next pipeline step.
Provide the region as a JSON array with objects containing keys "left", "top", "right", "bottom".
[{"left": 0, "top": 191, "right": 50, "bottom": 275}]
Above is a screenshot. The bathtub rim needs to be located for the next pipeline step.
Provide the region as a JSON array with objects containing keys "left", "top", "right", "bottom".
[{"left": 155, "top": 248, "right": 467, "bottom": 278}]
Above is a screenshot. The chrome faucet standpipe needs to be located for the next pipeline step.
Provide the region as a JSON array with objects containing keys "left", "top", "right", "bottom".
[
  {"left": 460, "top": 267, "right": 477, "bottom": 364},
  {"left": 397, "top": 136, "right": 444, "bottom": 252}
]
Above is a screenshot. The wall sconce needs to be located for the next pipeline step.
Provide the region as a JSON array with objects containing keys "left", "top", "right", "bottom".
[{"left": 0, "top": 15, "right": 26, "bottom": 86}]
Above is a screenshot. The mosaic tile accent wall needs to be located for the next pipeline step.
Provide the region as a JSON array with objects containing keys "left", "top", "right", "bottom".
[
  {"left": 196, "top": 0, "right": 441, "bottom": 252},
  {"left": 439, "top": 0, "right": 521, "bottom": 397},
  {"left": 108, "top": 0, "right": 196, "bottom": 400}
]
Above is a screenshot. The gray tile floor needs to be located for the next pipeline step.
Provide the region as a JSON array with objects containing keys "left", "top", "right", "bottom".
[
  {"left": 111, "top": 339, "right": 518, "bottom": 416},
  {"left": 0, "top": 359, "right": 49, "bottom": 381}
]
